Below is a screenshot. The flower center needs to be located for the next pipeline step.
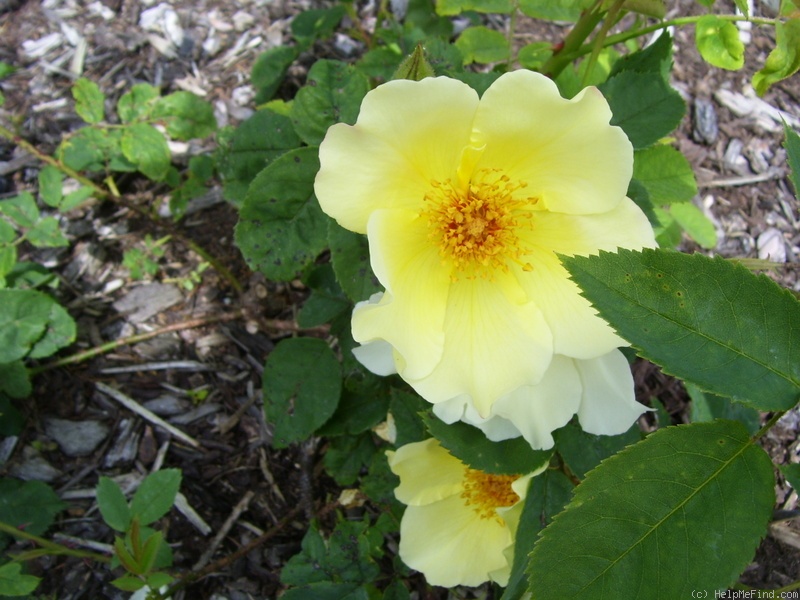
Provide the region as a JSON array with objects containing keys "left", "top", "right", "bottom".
[
  {"left": 422, "top": 169, "right": 537, "bottom": 279},
  {"left": 461, "top": 467, "right": 520, "bottom": 521}
]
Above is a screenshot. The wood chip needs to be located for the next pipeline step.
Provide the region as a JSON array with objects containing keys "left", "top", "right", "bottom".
[{"left": 96, "top": 382, "right": 200, "bottom": 448}]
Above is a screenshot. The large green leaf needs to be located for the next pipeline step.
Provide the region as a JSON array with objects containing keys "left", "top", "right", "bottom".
[
  {"left": 263, "top": 337, "right": 341, "bottom": 448},
  {"left": 454, "top": 26, "right": 510, "bottom": 65},
  {"left": 600, "top": 71, "right": 685, "bottom": 149},
  {"left": 0, "top": 478, "right": 65, "bottom": 550},
  {"left": 424, "top": 414, "right": 551, "bottom": 475},
  {"left": 235, "top": 147, "right": 328, "bottom": 281},
  {"left": 96, "top": 477, "right": 132, "bottom": 532},
  {"left": 0, "top": 289, "right": 72, "bottom": 363},
  {"left": 527, "top": 420, "right": 774, "bottom": 599},
  {"left": 632, "top": 145, "right": 697, "bottom": 204},
  {"left": 120, "top": 123, "right": 171, "bottom": 181},
  {"left": 26, "top": 297, "right": 75, "bottom": 359},
  {"left": 562, "top": 249, "right": 800, "bottom": 409},
  {"left": 290, "top": 60, "right": 370, "bottom": 146},
  {"left": 610, "top": 31, "right": 672, "bottom": 81},
  {"left": 72, "top": 78, "right": 105, "bottom": 124},
  {"left": 152, "top": 91, "right": 217, "bottom": 141}
]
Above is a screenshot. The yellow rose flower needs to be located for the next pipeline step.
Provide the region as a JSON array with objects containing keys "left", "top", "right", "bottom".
[
  {"left": 315, "top": 70, "right": 655, "bottom": 424},
  {"left": 387, "top": 438, "right": 544, "bottom": 587}
]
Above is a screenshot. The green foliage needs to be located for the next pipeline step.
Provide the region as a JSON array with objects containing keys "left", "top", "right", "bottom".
[
  {"left": 518, "top": 0, "right": 592, "bottom": 21},
  {"left": 281, "top": 519, "right": 383, "bottom": 587},
  {"left": 327, "top": 222, "right": 381, "bottom": 303},
  {"left": 424, "top": 413, "right": 551, "bottom": 475},
  {"left": 454, "top": 26, "right": 510, "bottom": 65},
  {"left": 753, "top": 18, "right": 800, "bottom": 96},
  {"left": 436, "top": 0, "right": 513, "bottom": 15},
  {"left": 552, "top": 421, "right": 642, "bottom": 480},
  {"left": 527, "top": 420, "right": 774, "bottom": 599},
  {"left": 290, "top": 60, "right": 371, "bottom": 146},
  {"left": 695, "top": 15, "right": 745, "bottom": 70},
  {"left": 687, "top": 383, "right": 761, "bottom": 436},
  {"left": 0, "top": 562, "right": 40, "bottom": 596},
  {"left": 0, "top": 479, "right": 65, "bottom": 550},
  {"left": 632, "top": 145, "right": 698, "bottom": 204},
  {"left": 72, "top": 78, "right": 105, "bottom": 124},
  {"left": 0, "top": 289, "right": 75, "bottom": 363},
  {"left": 252, "top": 46, "right": 299, "bottom": 104},
  {"left": 235, "top": 148, "right": 328, "bottom": 281},
  {"left": 562, "top": 249, "right": 800, "bottom": 409},
  {"left": 784, "top": 122, "right": 800, "bottom": 198},
  {"left": 122, "top": 234, "right": 170, "bottom": 280},
  {"left": 600, "top": 70, "right": 685, "bottom": 149},
  {"left": 263, "top": 337, "right": 342, "bottom": 448}
]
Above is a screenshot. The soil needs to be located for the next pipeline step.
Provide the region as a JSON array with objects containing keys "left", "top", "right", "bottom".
[{"left": 0, "top": 0, "right": 799, "bottom": 598}]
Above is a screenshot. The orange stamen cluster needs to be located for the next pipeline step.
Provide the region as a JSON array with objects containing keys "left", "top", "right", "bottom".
[
  {"left": 421, "top": 169, "right": 537, "bottom": 279},
  {"left": 461, "top": 467, "right": 520, "bottom": 521}
]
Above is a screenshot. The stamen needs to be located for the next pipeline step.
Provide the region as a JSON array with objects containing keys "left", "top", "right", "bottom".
[{"left": 461, "top": 467, "right": 520, "bottom": 521}]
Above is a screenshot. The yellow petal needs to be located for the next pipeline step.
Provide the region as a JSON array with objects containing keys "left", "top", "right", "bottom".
[
  {"left": 576, "top": 349, "right": 650, "bottom": 435},
  {"left": 399, "top": 494, "right": 514, "bottom": 587},
  {"left": 408, "top": 275, "right": 553, "bottom": 416},
  {"left": 387, "top": 439, "right": 464, "bottom": 506},
  {"left": 315, "top": 77, "right": 480, "bottom": 233},
  {"left": 472, "top": 70, "right": 633, "bottom": 215},
  {"left": 352, "top": 208, "right": 451, "bottom": 380},
  {"left": 519, "top": 249, "right": 624, "bottom": 359},
  {"left": 489, "top": 355, "right": 583, "bottom": 449},
  {"left": 525, "top": 196, "right": 657, "bottom": 257}
]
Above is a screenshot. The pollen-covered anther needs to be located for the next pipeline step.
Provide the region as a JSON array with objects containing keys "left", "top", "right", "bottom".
[
  {"left": 461, "top": 468, "right": 520, "bottom": 521},
  {"left": 422, "top": 169, "right": 537, "bottom": 278}
]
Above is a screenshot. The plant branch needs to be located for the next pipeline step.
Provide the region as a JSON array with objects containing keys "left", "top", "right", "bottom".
[
  {"left": 28, "top": 310, "right": 245, "bottom": 375},
  {"left": 0, "top": 520, "right": 111, "bottom": 563},
  {"left": 753, "top": 410, "right": 786, "bottom": 443}
]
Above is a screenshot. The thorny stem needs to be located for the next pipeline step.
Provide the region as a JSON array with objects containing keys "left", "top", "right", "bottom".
[
  {"left": 543, "top": 13, "right": 779, "bottom": 80},
  {"left": 581, "top": 0, "right": 626, "bottom": 87},
  {"left": 0, "top": 124, "right": 244, "bottom": 294},
  {"left": 0, "top": 520, "right": 111, "bottom": 563},
  {"left": 28, "top": 310, "right": 245, "bottom": 374}
]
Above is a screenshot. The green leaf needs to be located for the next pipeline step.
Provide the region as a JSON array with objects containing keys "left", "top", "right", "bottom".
[
  {"left": 695, "top": 15, "right": 745, "bottom": 70},
  {"left": 0, "top": 360, "right": 31, "bottom": 400},
  {"left": 780, "top": 463, "right": 800, "bottom": 492},
  {"left": 424, "top": 414, "right": 552, "bottom": 475},
  {"left": 235, "top": 147, "right": 328, "bottom": 281},
  {"left": 319, "top": 365, "right": 391, "bottom": 436},
  {"left": 436, "top": 0, "right": 513, "bottom": 15},
  {"left": 0, "top": 289, "right": 56, "bottom": 362},
  {"left": 733, "top": 0, "right": 750, "bottom": 16},
  {"left": 121, "top": 123, "right": 171, "bottom": 181},
  {"left": 632, "top": 145, "right": 697, "bottom": 204},
  {"left": 687, "top": 382, "right": 761, "bottom": 436},
  {"left": 561, "top": 249, "right": 800, "bottom": 410},
  {"left": 0, "top": 393, "right": 25, "bottom": 436},
  {"left": 117, "top": 83, "right": 160, "bottom": 123},
  {"left": 281, "top": 583, "right": 368, "bottom": 600},
  {"left": 96, "top": 477, "right": 132, "bottom": 532},
  {"left": 518, "top": 0, "right": 592, "bottom": 20},
  {"left": 784, "top": 121, "right": 800, "bottom": 198},
  {"left": 110, "top": 574, "right": 146, "bottom": 592},
  {"left": 0, "top": 478, "right": 65, "bottom": 547},
  {"left": 454, "top": 26, "right": 509, "bottom": 65},
  {"left": 58, "top": 127, "right": 135, "bottom": 173},
  {"left": 72, "top": 78, "right": 105, "bottom": 124},
  {"left": 753, "top": 18, "right": 800, "bottom": 96},
  {"left": 263, "top": 337, "right": 342, "bottom": 448},
  {"left": 291, "top": 6, "right": 346, "bottom": 48},
  {"left": 518, "top": 42, "right": 553, "bottom": 70},
  {"left": 281, "top": 520, "right": 381, "bottom": 586},
  {"left": 0, "top": 562, "right": 40, "bottom": 596},
  {"left": 26, "top": 217, "right": 68, "bottom": 248},
  {"left": 61, "top": 185, "right": 95, "bottom": 211},
  {"left": 0, "top": 62, "right": 16, "bottom": 80},
  {"left": 27, "top": 297, "right": 76, "bottom": 359},
  {"left": 323, "top": 432, "right": 378, "bottom": 485},
  {"left": 668, "top": 202, "right": 717, "bottom": 248},
  {"left": 297, "top": 263, "right": 350, "bottom": 328},
  {"left": 252, "top": 46, "right": 299, "bottom": 104},
  {"left": 38, "top": 166, "right": 63, "bottom": 208},
  {"left": 553, "top": 421, "right": 642, "bottom": 480},
  {"left": 600, "top": 71, "right": 685, "bottom": 149},
  {"left": 389, "top": 388, "right": 428, "bottom": 447},
  {"left": 138, "top": 529, "right": 164, "bottom": 574},
  {"left": 610, "top": 31, "right": 673, "bottom": 81},
  {"left": 218, "top": 109, "right": 303, "bottom": 206},
  {"left": 130, "top": 469, "right": 181, "bottom": 526},
  {"left": 328, "top": 221, "right": 381, "bottom": 303},
  {"left": 290, "top": 60, "right": 371, "bottom": 146},
  {"left": 502, "top": 471, "right": 573, "bottom": 600},
  {"left": 152, "top": 91, "right": 216, "bottom": 141},
  {"left": 527, "top": 420, "right": 774, "bottom": 599},
  {"left": 0, "top": 192, "right": 39, "bottom": 228}
]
